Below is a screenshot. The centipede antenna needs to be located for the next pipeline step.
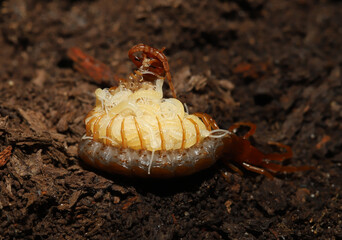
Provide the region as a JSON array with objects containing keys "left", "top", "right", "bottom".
[
  {"left": 156, "top": 116, "right": 166, "bottom": 150},
  {"left": 148, "top": 150, "right": 155, "bottom": 175},
  {"left": 188, "top": 118, "right": 200, "bottom": 144},
  {"left": 106, "top": 114, "right": 118, "bottom": 145},
  {"left": 121, "top": 118, "right": 127, "bottom": 148},
  {"left": 134, "top": 117, "right": 146, "bottom": 150},
  {"left": 177, "top": 115, "right": 186, "bottom": 149},
  {"left": 209, "top": 129, "right": 231, "bottom": 138},
  {"left": 203, "top": 113, "right": 219, "bottom": 130}
]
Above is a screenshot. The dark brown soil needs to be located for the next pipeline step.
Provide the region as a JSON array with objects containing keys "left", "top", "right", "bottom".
[{"left": 1, "top": 0, "right": 341, "bottom": 239}]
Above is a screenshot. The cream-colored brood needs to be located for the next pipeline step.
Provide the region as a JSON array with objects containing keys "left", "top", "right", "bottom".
[{"left": 84, "top": 78, "right": 210, "bottom": 151}]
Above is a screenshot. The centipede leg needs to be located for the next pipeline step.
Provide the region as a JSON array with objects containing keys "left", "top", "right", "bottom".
[
  {"left": 188, "top": 118, "right": 201, "bottom": 144},
  {"left": 193, "top": 113, "right": 211, "bottom": 131},
  {"left": 121, "top": 118, "right": 127, "bottom": 148},
  {"left": 226, "top": 163, "right": 244, "bottom": 176},
  {"left": 166, "top": 72, "right": 177, "bottom": 98},
  {"left": 242, "top": 162, "right": 274, "bottom": 179},
  {"left": 134, "top": 117, "right": 145, "bottom": 150},
  {"left": 106, "top": 115, "right": 118, "bottom": 145},
  {"left": 194, "top": 113, "right": 220, "bottom": 131},
  {"left": 156, "top": 116, "right": 166, "bottom": 150},
  {"left": 156, "top": 48, "right": 176, "bottom": 98},
  {"left": 265, "top": 141, "right": 293, "bottom": 162},
  {"left": 177, "top": 115, "right": 186, "bottom": 149},
  {"left": 202, "top": 113, "right": 220, "bottom": 130},
  {"left": 228, "top": 122, "right": 256, "bottom": 139}
]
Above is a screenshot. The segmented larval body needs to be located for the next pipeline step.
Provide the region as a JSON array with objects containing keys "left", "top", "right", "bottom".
[{"left": 79, "top": 78, "right": 226, "bottom": 177}]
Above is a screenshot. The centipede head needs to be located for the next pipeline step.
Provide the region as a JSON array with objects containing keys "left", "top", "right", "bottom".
[{"left": 128, "top": 44, "right": 167, "bottom": 81}]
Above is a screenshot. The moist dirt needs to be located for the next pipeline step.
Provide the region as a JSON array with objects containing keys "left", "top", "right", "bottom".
[{"left": 0, "top": 0, "right": 341, "bottom": 239}]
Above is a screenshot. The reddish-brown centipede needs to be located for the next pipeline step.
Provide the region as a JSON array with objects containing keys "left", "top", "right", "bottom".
[{"left": 69, "top": 44, "right": 313, "bottom": 179}]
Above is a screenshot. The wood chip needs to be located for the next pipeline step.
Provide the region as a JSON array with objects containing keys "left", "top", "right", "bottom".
[
  {"left": 18, "top": 108, "right": 48, "bottom": 133},
  {"left": 0, "top": 145, "right": 12, "bottom": 167}
]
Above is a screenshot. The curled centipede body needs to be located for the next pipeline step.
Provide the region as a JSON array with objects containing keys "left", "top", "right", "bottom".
[{"left": 71, "top": 44, "right": 313, "bottom": 179}]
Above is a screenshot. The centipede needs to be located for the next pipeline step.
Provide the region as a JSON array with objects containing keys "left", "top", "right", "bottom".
[{"left": 68, "top": 44, "right": 313, "bottom": 179}]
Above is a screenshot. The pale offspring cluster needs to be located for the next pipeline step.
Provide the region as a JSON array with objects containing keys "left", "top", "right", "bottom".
[{"left": 84, "top": 77, "right": 210, "bottom": 151}]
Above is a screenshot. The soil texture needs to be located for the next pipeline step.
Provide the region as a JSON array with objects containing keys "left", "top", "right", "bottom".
[{"left": 0, "top": 0, "right": 341, "bottom": 239}]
